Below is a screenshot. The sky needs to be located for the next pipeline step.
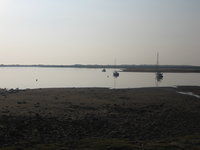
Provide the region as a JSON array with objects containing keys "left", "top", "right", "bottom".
[{"left": 0, "top": 0, "right": 200, "bottom": 65}]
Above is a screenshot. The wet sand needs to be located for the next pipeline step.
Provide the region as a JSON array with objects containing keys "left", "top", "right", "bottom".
[{"left": 0, "top": 86, "right": 200, "bottom": 149}]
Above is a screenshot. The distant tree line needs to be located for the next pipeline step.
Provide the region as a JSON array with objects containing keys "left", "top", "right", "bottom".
[{"left": 0, "top": 64, "right": 200, "bottom": 70}]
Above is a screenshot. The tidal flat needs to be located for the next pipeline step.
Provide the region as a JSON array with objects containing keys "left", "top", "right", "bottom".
[{"left": 0, "top": 86, "right": 200, "bottom": 150}]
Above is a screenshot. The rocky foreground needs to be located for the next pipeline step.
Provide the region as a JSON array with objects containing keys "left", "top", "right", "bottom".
[{"left": 0, "top": 87, "right": 200, "bottom": 150}]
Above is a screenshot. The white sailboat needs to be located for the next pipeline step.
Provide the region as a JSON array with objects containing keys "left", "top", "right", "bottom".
[
  {"left": 113, "top": 59, "right": 119, "bottom": 78},
  {"left": 156, "top": 52, "right": 163, "bottom": 81}
]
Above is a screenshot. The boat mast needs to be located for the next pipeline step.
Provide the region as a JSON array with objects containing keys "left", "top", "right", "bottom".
[
  {"left": 157, "top": 52, "right": 159, "bottom": 66},
  {"left": 156, "top": 52, "right": 159, "bottom": 72},
  {"left": 114, "top": 58, "right": 116, "bottom": 69}
]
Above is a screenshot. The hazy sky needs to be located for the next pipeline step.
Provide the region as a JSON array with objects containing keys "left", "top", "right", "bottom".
[{"left": 0, "top": 0, "right": 200, "bottom": 65}]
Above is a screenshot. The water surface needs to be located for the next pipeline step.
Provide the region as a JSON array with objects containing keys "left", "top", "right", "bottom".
[{"left": 0, "top": 67, "right": 200, "bottom": 89}]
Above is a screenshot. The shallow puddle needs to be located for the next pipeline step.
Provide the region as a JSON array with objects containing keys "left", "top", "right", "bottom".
[{"left": 177, "top": 92, "right": 200, "bottom": 99}]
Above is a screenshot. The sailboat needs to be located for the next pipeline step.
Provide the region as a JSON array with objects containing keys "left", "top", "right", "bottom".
[
  {"left": 113, "top": 59, "right": 119, "bottom": 78},
  {"left": 156, "top": 52, "right": 163, "bottom": 81}
]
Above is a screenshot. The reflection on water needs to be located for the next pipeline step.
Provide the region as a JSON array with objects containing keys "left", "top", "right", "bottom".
[{"left": 0, "top": 67, "right": 199, "bottom": 89}]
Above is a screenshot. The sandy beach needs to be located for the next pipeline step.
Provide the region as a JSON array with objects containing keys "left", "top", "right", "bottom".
[{"left": 0, "top": 86, "right": 200, "bottom": 149}]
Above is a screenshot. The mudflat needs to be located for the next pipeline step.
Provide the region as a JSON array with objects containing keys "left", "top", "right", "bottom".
[{"left": 0, "top": 86, "right": 200, "bottom": 149}]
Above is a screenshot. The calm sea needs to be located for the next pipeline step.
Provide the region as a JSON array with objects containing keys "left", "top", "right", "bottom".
[{"left": 0, "top": 67, "right": 200, "bottom": 89}]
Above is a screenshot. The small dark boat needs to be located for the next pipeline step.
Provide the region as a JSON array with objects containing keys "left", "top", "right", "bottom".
[
  {"left": 113, "top": 71, "right": 119, "bottom": 78},
  {"left": 102, "top": 68, "right": 106, "bottom": 72}
]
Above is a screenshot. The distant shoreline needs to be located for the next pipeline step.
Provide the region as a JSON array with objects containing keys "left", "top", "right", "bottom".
[{"left": 1, "top": 64, "right": 200, "bottom": 73}]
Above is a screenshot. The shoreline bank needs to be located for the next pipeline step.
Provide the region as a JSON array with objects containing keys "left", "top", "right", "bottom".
[
  {"left": 0, "top": 86, "right": 200, "bottom": 149},
  {"left": 122, "top": 68, "right": 200, "bottom": 73}
]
